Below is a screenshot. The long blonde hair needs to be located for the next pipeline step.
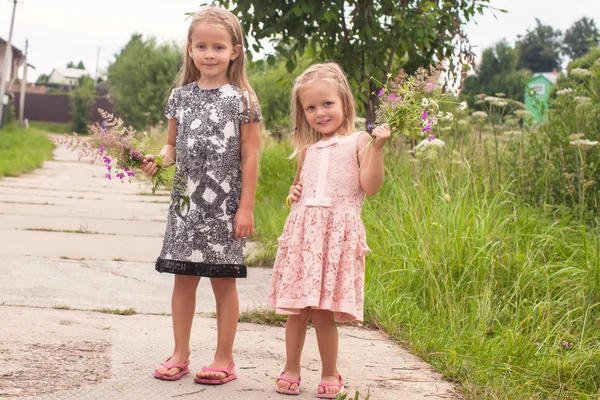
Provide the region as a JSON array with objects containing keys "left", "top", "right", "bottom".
[
  {"left": 290, "top": 63, "right": 356, "bottom": 159},
  {"left": 174, "top": 5, "right": 258, "bottom": 120}
]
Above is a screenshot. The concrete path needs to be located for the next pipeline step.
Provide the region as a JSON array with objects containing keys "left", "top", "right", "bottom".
[{"left": 0, "top": 135, "right": 459, "bottom": 399}]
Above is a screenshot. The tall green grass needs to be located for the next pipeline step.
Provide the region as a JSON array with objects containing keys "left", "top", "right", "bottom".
[
  {"left": 0, "top": 124, "right": 54, "bottom": 176},
  {"left": 254, "top": 141, "right": 600, "bottom": 399}
]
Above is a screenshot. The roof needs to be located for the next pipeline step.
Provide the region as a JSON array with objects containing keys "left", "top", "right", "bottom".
[
  {"left": 52, "top": 68, "right": 91, "bottom": 79},
  {"left": 532, "top": 72, "right": 558, "bottom": 85},
  {"left": 0, "top": 37, "right": 24, "bottom": 59}
]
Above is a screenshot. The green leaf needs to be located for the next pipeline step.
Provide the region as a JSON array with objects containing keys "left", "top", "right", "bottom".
[
  {"left": 286, "top": 59, "right": 296, "bottom": 73},
  {"left": 267, "top": 54, "right": 276, "bottom": 66}
]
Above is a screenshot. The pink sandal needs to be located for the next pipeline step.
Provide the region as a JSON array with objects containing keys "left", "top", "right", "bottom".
[
  {"left": 316, "top": 375, "right": 345, "bottom": 398},
  {"left": 194, "top": 362, "right": 237, "bottom": 385},
  {"left": 275, "top": 371, "right": 301, "bottom": 395},
  {"left": 153, "top": 356, "right": 190, "bottom": 381}
]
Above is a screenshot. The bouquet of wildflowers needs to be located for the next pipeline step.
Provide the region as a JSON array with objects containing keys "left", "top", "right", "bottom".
[
  {"left": 54, "top": 110, "right": 170, "bottom": 194},
  {"left": 370, "top": 63, "right": 467, "bottom": 145}
]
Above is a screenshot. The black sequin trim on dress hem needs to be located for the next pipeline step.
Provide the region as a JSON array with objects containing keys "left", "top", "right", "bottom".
[{"left": 155, "top": 259, "right": 247, "bottom": 278}]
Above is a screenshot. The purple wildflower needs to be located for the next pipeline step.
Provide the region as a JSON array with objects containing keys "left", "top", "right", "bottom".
[
  {"left": 553, "top": 219, "right": 559, "bottom": 224},
  {"left": 421, "top": 124, "right": 432, "bottom": 133},
  {"left": 425, "top": 82, "right": 435, "bottom": 93},
  {"left": 367, "top": 122, "right": 375, "bottom": 131},
  {"left": 388, "top": 94, "right": 398, "bottom": 100},
  {"left": 116, "top": 172, "right": 126, "bottom": 180},
  {"left": 126, "top": 171, "right": 136, "bottom": 177},
  {"left": 104, "top": 173, "right": 112, "bottom": 180},
  {"left": 102, "top": 156, "right": 111, "bottom": 165},
  {"left": 428, "top": 135, "right": 435, "bottom": 142},
  {"left": 106, "top": 165, "right": 112, "bottom": 172},
  {"left": 130, "top": 149, "right": 143, "bottom": 161},
  {"left": 377, "top": 88, "right": 385, "bottom": 98},
  {"left": 99, "top": 144, "right": 104, "bottom": 156},
  {"left": 421, "top": 111, "right": 429, "bottom": 121}
]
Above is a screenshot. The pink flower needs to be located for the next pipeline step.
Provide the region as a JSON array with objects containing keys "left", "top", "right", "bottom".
[
  {"left": 425, "top": 82, "right": 435, "bottom": 93},
  {"left": 104, "top": 173, "right": 112, "bottom": 180},
  {"left": 421, "top": 111, "right": 429, "bottom": 121},
  {"left": 377, "top": 88, "right": 385, "bottom": 98},
  {"left": 388, "top": 94, "right": 398, "bottom": 100},
  {"left": 428, "top": 135, "right": 435, "bottom": 142},
  {"left": 421, "top": 125, "right": 431, "bottom": 133}
]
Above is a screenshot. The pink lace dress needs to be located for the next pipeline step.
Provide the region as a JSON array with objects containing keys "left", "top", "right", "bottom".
[{"left": 267, "top": 131, "right": 371, "bottom": 322}]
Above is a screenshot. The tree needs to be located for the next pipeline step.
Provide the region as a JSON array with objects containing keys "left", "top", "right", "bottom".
[
  {"left": 70, "top": 76, "right": 96, "bottom": 133},
  {"left": 107, "top": 33, "right": 181, "bottom": 129},
  {"left": 563, "top": 17, "right": 600, "bottom": 60},
  {"left": 66, "top": 61, "right": 86, "bottom": 70},
  {"left": 35, "top": 74, "right": 49, "bottom": 84},
  {"left": 212, "top": 0, "right": 494, "bottom": 123},
  {"left": 462, "top": 40, "right": 530, "bottom": 104},
  {"left": 516, "top": 19, "right": 562, "bottom": 73}
]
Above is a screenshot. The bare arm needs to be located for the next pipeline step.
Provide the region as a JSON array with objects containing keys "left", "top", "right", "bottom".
[
  {"left": 288, "top": 150, "right": 305, "bottom": 203},
  {"left": 358, "top": 124, "right": 391, "bottom": 196},
  {"left": 141, "top": 118, "right": 178, "bottom": 176},
  {"left": 234, "top": 122, "right": 261, "bottom": 238}
]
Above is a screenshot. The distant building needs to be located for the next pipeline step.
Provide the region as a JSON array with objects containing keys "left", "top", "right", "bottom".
[
  {"left": 0, "top": 37, "right": 32, "bottom": 85},
  {"left": 525, "top": 70, "right": 559, "bottom": 123},
  {"left": 47, "top": 68, "right": 91, "bottom": 87}
]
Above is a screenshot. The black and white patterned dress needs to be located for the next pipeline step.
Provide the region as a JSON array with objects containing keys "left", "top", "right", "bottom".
[{"left": 155, "top": 82, "right": 261, "bottom": 278}]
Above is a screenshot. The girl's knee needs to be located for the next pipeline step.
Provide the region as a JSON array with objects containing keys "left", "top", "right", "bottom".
[
  {"left": 310, "top": 309, "right": 335, "bottom": 326},
  {"left": 174, "top": 274, "right": 200, "bottom": 289}
]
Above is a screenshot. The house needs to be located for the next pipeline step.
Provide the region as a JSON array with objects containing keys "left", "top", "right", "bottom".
[
  {"left": 0, "top": 37, "right": 29, "bottom": 86},
  {"left": 47, "top": 67, "right": 91, "bottom": 87},
  {"left": 525, "top": 70, "right": 559, "bottom": 123}
]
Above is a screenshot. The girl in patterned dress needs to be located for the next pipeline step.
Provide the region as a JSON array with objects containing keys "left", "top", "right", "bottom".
[
  {"left": 267, "top": 63, "right": 390, "bottom": 398},
  {"left": 141, "top": 6, "right": 261, "bottom": 385}
]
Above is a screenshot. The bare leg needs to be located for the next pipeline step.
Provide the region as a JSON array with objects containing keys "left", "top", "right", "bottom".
[
  {"left": 155, "top": 275, "right": 200, "bottom": 376},
  {"left": 196, "top": 278, "right": 239, "bottom": 379},
  {"left": 311, "top": 309, "right": 342, "bottom": 396},
  {"left": 276, "top": 307, "right": 310, "bottom": 392}
]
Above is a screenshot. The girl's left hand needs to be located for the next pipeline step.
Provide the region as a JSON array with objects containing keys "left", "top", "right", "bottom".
[
  {"left": 371, "top": 124, "right": 391, "bottom": 149},
  {"left": 234, "top": 207, "right": 254, "bottom": 238}
]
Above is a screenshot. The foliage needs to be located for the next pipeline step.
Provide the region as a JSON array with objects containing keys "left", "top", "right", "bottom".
[
  {"left": 212, "top": 0, "right": 494, "bottom": 122},
  {"left": 69, "top": 76, "right": 96, "bottom": 133},
  {"left": 516, "top": 19, "right": 562, "bottom": 73},
  {"left": 462, "top": 40, "right": 531, "bottom": 105},
  {"left": 35, "top": 74, "right": 49, "bottom": 84},
  {"left": 107, "top": 33, "right": 181, "bottom": 129},
  {"left": 29, "top": 121, "right": 71, "bottom": 134},
  {"left": 563, "top": 17, "right": 600, "bottom": 61},
  {"left": 248, "top": 54, "right": 312, "bottom": 136},
  {"left": 66, "top": 61, "right": 86, "bottom": 70},
  {"left": 0, "top": 123, "right": 53, "bottom": 177}
]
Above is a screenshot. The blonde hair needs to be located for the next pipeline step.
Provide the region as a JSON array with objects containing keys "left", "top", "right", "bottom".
[
  {"left": 290, "top": 63, "right": 355, "bottom": 158},
  {"left": 174, "top": 5, "right": 259, "bottom": 120}
]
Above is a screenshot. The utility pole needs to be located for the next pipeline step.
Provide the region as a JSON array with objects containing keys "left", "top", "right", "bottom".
[
  {"left": 0, "top": 0, "right": 19, "bottom": 128},
  {"left": 95, "top": 46, "right": 100, "bottom": 82},
  {"left": 18, "top": 38, "right": 27, "bottom": 127}
]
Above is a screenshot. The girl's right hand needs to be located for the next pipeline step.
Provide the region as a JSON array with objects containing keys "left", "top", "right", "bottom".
[
  {"left": 289, "top": 181, "right": 303, "bottom": 203},
  {"left": 141, "top": 154, "right": 159, "bottom": 177}
]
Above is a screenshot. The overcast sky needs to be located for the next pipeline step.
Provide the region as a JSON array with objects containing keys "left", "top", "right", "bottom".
[{"left": 1, "top": 0, "right": 599, "bottom": 82}]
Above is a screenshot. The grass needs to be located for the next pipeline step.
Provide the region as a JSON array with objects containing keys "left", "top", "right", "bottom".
[
  {"left": 0, "top": 123, "right": 54, "bottom": 177},
  {"left": 93, "top": 307, "right": 137, "bottom": 316},
  {"left": 253, "top": 140, "right": 600, "bottom": 399},
  {"left": 238, "top": 307, "right": 287, "bottom": 326},
  {"left": 28, "top": 121, "right": 71, "bottom": 134}
]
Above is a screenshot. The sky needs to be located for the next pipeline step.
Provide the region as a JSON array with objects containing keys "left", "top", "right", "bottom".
[{"left": 1, "top": 0, "right": 600, "bottom": 82}]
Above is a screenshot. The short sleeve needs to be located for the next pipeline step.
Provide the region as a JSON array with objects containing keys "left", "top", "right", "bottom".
[
  {"left": 164, "top": 88, "right": 179, "bottom": 120},
  {"left": 240, "top": 89, "right": 262, "bottom": 125}
]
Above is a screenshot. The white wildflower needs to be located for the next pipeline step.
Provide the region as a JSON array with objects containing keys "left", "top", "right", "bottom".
[
  {"left": 574, "top": 96, "right": 592, "bottom": 103},
  {"left": 458, "top": 101, "right": 468, "bottom": 111},
  {"left": 429, "top": 99, "right": 440, "bottom": 109},
  {"left": 514, "top": 110, "right": 533, "bottom": 119},
  {"left": 415, "top": 138, "right": 446, "bottom": 160},
  {"left": 556, "top": 88, "right": 574, "bottom": 96},
  {"left": 495, "top": 92, "right": 506, "bottom": 98},
  {"left": 471, "top": 111, "right": 488, "bottom": 119},
  {"left": 569, "top": 133, "right": 585, "bottom": 140},
  {"left": 570, "top": 139, "right": 599, "bottom": 149},
  {"left": 494, "top": 100, "right": 508, "bottom": 107},
  {"left": 430, "top": 117, "right": 439, "bottom": 126},
  {"left": 570, "top": 68, "right": 593, "bottom": 77},
  {"left": 422, "top": 98, "right": 429, "bottom": 107},
  {"left": 445, "top": 112, "right": 454, "bottom": 121},
  {"left": 484, "top": 96, "right": 499, "bottom": 103},
  {"left": 452, "top": 88, "right": 461, "bottom": 97},
  {"left": 436, "top": 111, "right": 444, "bottom": 118}
]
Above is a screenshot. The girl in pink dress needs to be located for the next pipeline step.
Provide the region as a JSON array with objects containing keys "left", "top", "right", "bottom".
[{"left": 267, "top": 63, "right": 390, "bottom": 398}]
